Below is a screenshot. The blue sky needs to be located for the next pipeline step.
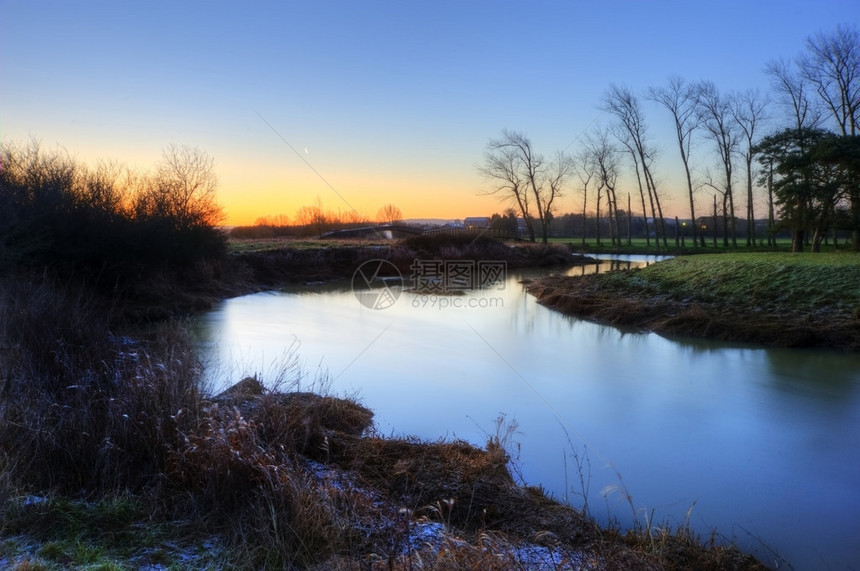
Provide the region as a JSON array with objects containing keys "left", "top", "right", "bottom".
[{"left": 1, "top": 1, "right": 857, "bottom": 223}]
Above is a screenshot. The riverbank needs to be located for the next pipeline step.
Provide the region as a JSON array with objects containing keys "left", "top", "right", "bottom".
[
  {"left": 117, "top": 234, "right": 596, "bottom": 320},
  {"left": 525, "top": 253, "right": 860, "bottom": 352},
  {"left": 4, "top": 237, "right": 798, "bottom": 568},
  {"left": 0, "top": 374, "right": 767, "bottom": 570},
  {"left": 235, "top": 233, "right": 593, "bottom": 286},
  {"left": 0, "top": 261, "right": 771, "bottom": 569}
]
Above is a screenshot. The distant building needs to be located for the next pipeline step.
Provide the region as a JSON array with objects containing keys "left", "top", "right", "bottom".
[
  {"left": 464, "top": 216, "right": 491, "bottom": 229},
  {"left": 516, "top": 217, "right": 529, "bottom": 234}
]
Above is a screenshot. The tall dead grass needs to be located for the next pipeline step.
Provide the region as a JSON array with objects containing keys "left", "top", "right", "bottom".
[
  {"left": 0, "top": 275, "right": 378, "bottom": 567},
  {"left": 0, "top": 276, "right": 203, "bottom": 493}
]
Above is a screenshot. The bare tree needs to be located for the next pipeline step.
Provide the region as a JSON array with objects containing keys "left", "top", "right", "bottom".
[
  {"left": 621, "top": 134, "right": 652, "bottom": 247},
  {"left": 140, "top": 144, "right": 223, "bottom": 229},
  {"left": 339, "top": 208, "right": 368, "bottom": 224},
  {"left": 376, "top": 203, "right": 403, "bottom": 225},
  {"left": 254, "top": 213, "right": 291, "bottom": 226},
  {"left": 602, "top": 84, "right": 667, "bottom": 247},
  {"left": 766, "top": 58, "right": 822, "bottom": 132},
  {"left": 479, "top": 133, "right": 534, "bottom": 241},
  {"left": 294, "top": 205, "right": 318, "bottom": 227},
  {"left": 509, "top": 131, "right": 555, "bottom": 245},
  {"left": 732, "top": 89, "right": 769, "bottom": 247},
  {"left": 800, "top": 25, "right": 860, "bottom": 137},
  {"left": 765, "top": 58, "right": 822, "bottom": 244},
  {"left": 649, "top": 76, "right": 703, "bottom": 246},
  {"left": 295, "top": 196, "right": 330, "bottom": 236},
  {"left": 2, "top": 140, "right": 226, "bottom": 268},
  {"left": 696, "top": 81, "right": 740, "bottom": 247},
  {"left": 479, "top": 130, "right": 568, "bottom": 243},
  {"left": 80, "top": 159, "right": 125, "bottom": 218},
  {"left": 799, "top": 24, "right": 860, "bottom": 249},
  {"left": 0, "top": 141, "right": 80, "bottom": 263},
  {"left": 543, "top": 150, "right": 574, "bottom": 240},
  {"left": 582, "top": 130, "right": 622, "bottom": 246},
  {"left": 572, "top": 148, "right": 596, "bottom": 246}
]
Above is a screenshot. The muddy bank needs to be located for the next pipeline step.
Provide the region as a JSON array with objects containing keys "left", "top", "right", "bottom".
[
  {"left": 236, "top": 240, "right": 597, "bottom": 287},
  {"left": 525, "top": 273, "right": 860, "bottom": 351}
]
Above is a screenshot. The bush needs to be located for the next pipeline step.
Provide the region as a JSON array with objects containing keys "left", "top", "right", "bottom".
[{"left": 0, "top": 141, "right": 227, "bottom": 291}]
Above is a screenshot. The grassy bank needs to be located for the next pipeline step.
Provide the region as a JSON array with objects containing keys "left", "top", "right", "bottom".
[
  {"left": 526, "top": 252, "right": 860, "bottom": 351},
  {"left": 552, "top": 236, "right": 854, "bottom": 256}
]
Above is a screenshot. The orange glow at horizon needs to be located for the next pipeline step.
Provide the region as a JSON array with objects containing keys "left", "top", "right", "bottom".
[
  {"left": 218, "top": 177, "right": 695, "bottom": 227},
  {"left": 216, "top": 167, "right": 509, "bottom": 226},
  {"left": 220, "top": 187, "right": 502, "bottom": 226}
]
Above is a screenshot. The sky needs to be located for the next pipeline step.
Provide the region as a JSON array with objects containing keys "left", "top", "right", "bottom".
[{"left": 1, "top": 1, "right": 857, "bottom": 226}]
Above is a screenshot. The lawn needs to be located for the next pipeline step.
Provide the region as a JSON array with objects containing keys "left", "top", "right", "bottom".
[
  {"left": 602, "top": 251, "right": 860, "bottom": 315},
  {"left": 548, "top": 236, "right": 812, "bottom": 253}
]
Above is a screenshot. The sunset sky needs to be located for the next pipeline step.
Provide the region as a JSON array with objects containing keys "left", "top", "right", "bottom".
[{"left": 2, "top": 1, "right": 856, "bottom": 225}]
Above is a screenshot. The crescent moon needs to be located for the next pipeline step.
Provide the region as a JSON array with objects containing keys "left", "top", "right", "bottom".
[{"left": 304, "top": 147, "right": 310, "bottom": 154}]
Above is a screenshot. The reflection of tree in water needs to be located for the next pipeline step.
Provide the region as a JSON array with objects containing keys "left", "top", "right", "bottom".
[
  {"left": 565, "top": 256, "right": 661, "bottom": 277},
  {"left": 668, "top": 335, "right": 859, "bottom": 402},
  {"left": 606, "top": 259, "right": 633, "bottom": 272},
  {"left": 764, "top": 349, "right": 860, "bottom": 401}
]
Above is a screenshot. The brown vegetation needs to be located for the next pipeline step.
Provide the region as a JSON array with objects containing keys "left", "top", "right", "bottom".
[{"left": 236, "top": 233, "right": 596, "bottom": 289}]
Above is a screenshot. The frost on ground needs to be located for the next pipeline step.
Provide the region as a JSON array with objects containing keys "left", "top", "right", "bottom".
[{"left": 305, "top": 459, "right": 590, "bottom": 569}]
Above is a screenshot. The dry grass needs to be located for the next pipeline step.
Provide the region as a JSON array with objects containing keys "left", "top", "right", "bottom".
[
  {"left": 0, "top": 277, "right": 204, "bottom": 493},
  {"left": 237, "top": 244, "right": 416, "bottom": 285},
  {"left": 0, "top": 275, "right": 360, "bottom": 567}
]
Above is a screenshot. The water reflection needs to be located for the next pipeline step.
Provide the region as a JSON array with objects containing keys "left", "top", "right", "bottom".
[
  {"left": 565, "top": 254, "right": 667, "bottom": 276},
  {"left": 765, "top": 349, "right": 860, "bottom": 397},
  {"left": 192, "top": 254, "right": 860, "bottom": 569}
]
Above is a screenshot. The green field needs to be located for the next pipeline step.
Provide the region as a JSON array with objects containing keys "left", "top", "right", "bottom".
[
  {"left": 601, "top": 252, "right": 860, "bottom": 314},
  {"left": 547, "top": 236, "right": 836, "bottom": 254}
]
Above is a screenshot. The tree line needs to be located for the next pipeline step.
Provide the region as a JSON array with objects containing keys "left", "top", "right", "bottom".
[
  {"left": 486, "top": 207, "right": 793, "bottom": 247},
  {"left": 233, "top": 201, "right": 403, "bottom": 239},
  {"left": 480, "top": 25, "right": 859, "bottom": 252}
]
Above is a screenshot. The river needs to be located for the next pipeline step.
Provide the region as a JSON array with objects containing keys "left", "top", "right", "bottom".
[{"left": 192, "top": 255, "right": 860, "bottom": 569}]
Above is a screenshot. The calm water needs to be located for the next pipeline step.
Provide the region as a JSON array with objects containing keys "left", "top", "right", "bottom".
[{"left": 193, "top": 255, "right": 860, "bottom": 569}]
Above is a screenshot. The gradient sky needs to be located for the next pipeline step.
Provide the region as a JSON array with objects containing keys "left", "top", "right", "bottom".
[{"left": 2, "top": 1, "right": 857, "bottom": 225}]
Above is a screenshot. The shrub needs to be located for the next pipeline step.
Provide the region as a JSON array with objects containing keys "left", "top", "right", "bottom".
[{"left": 0, "top": 141, "right": 227, "bottom": 291}]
